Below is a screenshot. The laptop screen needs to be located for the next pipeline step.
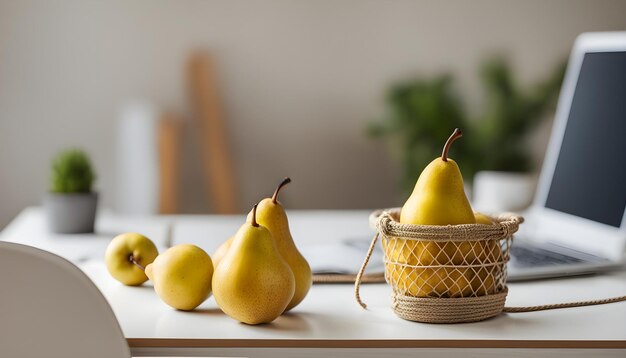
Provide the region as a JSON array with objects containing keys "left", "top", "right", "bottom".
[{"left": 545, "top": 52, "right": 626, "bottom": 228}]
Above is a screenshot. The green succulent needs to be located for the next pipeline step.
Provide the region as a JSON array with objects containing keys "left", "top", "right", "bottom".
[{"left": 50, "top": 149, "right": 96, "bottom": 193}]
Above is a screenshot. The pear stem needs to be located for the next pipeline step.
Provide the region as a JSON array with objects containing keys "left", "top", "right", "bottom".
[
  {"left": 129, "top": 255, "right": 145, "bottom": 271},
  {"left": 271, "top": 177, "right": 291, "bottom": 204},
  {"left": 251, "top": 204, "right": 259, "bottom": 227},
  {"left": 441, "top": 128, "right": 463, "bottom": 162}
]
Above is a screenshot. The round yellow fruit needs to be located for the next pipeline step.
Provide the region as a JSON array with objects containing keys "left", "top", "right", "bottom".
[
  {"left": 385, "top": 238, "right": 438, "bottom": 266},
  {"left": 146, "top": 244, "right": 214, "bottom": 311},
  {"left": 390, "top": 265, "right": 424, "bottom": 297},
  {"left": 413, "top": 268, "right": 444, "bottom": 297},
  {"left": 477, "top": 240, "right": 503, "bottom": 263},
  {"left": 471, "top": 266, "right": 497, "bottom": 296},
  {"left": 445, "top": 268, "right": 474, "bottom": 298},
  {"left": 105, "top": 232, "right": 158, "bottom": 286},
  {"left": 438, "top": 240, "right": 479, "bottom": 265},
  {"left": 390, "top": 266, "right": 443, "bottom": 298}
]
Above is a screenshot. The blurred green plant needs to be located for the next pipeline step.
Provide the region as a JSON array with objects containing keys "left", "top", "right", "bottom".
[
  {"left": 472, "top": 57, "right": 566, "bottom": 174},
  {"left": 50, "top": 149, "right": 96, "bottom": 193},
  {"left": 368, "top": 75, "right": 472, "bottom": 192},
  {"left": 369, "top": 56, "right": 566, "bottom": 195}
]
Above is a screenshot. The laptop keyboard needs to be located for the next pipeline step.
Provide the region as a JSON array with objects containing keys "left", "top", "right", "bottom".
[{"left": 510, "top": 245, "right": 585, "bottom": 267}]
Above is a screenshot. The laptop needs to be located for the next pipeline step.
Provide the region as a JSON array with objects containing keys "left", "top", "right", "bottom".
[{"left": 508, "top": 31, "right": 626, "bottom": 281}]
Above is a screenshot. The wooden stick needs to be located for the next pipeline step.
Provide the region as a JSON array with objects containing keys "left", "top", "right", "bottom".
[
  {"left": 158, "top": 113, "right": 182, "bottom": 214},
  {"left": 187, "top": 51, "right": 238, "bottom": 214}
]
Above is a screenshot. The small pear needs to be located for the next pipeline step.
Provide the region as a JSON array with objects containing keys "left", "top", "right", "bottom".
[
  {"left": 247, "top": 178, "right": 312, "bottom": 312},
  {"left": 145, "top": 244, "right": 214, "bottom": 311},
  {"left": 212, "top": 236, "right": 233, "bottom": 269},
  {"left": 213, "top": 205, "right": 295, "bottom": 325},
  {"left": 400, "top": 128, "right": 476, "bottom": 225}
]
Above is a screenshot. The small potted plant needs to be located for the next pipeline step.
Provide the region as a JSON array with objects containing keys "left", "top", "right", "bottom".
[{"left": 44, "top": 149, "right": 98, "bottom": 233}]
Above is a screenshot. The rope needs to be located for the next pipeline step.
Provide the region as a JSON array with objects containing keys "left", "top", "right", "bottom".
[
  {"left": 369, "top": 209, "right": 524, "bottom": 242},
  {"left": 354, "top": 232, "right": 381, "bottom": 309},
  {"left": 354, "top": 208, "right": 626, "bottom": 323},
  {"left": 392, "top": 290, "right": 508, "bottom": 324},
  {"left": 503, "top": 295, "right": 626, "bottom": 312},
  {"left": 313, "top": 272, "right": 385, "bottom": 284}
]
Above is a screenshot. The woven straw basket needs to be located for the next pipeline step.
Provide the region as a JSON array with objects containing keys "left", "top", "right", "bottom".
[{"left": 366, "top": 208, "right": 523, "bottom": 324}]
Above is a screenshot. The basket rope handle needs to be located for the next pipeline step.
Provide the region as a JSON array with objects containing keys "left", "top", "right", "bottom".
[{"left": 354, "top": 232, "right": 380, "bottom": 309}]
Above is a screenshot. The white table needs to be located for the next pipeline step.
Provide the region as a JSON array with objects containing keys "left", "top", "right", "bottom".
[{"left": 2, "top": 207, "right": 626, "bottom": 357}]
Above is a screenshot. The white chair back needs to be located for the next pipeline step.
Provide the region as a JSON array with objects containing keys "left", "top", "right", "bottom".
[{"left": 0, "top": 242, "right": 131, "bottom": 358}]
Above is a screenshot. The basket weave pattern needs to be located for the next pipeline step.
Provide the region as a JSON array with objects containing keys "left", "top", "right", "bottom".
[{"left": 370, "top": 208, "right": 523, "bottom": 323}]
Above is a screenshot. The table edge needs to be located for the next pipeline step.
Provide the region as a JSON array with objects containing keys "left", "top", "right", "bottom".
[{"left": 127, "top": 338, "right": 626, "bottom": 349}]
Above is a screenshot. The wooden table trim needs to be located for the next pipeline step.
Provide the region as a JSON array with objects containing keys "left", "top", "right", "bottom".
[{"left": 128, "top": 338, "right": 626, "bottom": 349}]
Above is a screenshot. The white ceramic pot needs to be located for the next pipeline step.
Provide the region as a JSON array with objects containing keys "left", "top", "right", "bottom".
[{"left": 472, "top": 171, "right": 535, "bottom": 213}]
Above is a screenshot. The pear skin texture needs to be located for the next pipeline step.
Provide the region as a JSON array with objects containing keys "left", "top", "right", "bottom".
[
  {"left": 471, "top": 267, "right": 496, "bottom": 296},
  {"left": 389, "top": 264, "right": 475, "bottom": 298},
  {"left": 212, "top": 222, "right": 295, "bottom": 325},
  {"left": 474, "top": 212, "right": 495, "bottom": 225},
  {"left": 397, "top": 157, "right": 475, "bottom": 297},
  {"left": 400, "top": 158, "right": 476, "bottom": 225},
  {"left": 105, "top": 232, "right": 158, "bottom": 286},
  {"left": 437, "top": 241, "right": 479, "bottom": 265},
  {"left": 212, "top": 236, "right": 234, "bottom": 269},
  {"left": 247, "top": 198, "right": 312, "bottom": 311},
  {"left": 147, "top": 244, "right": 214, "bottom": 311},
  {"left": 478, "top": 240, "right": 503, "bottom": 263},
  {"left": 385, "top": 237, "right": 437, "bottom": 266},
  {"left": 445, "top": 268, "right": 475, "bottom": 298}
]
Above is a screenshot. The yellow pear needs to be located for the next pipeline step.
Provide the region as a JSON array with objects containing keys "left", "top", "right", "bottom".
[
  {"left": 478, "top": 239, "right": 503, "bottom": 263},
  {"left": 145, "top": 244, "right": 214, "bottom": 311},
  {"left": 388, "top": 265, "right": 417, "bottom": 296},
  {"left": 212, "top": 236, "right": 233, "bottom": 269},
  {"left": 385, "top": 237, "right": 438, "bottom": 266},
  {"left": 472, "top": 212, "right": 502, "bottom": 295},
  {"left": 247, "top": 178, "right": 312, "bottom": 312},
  {"left": 392, "top": 266, "right": 473, "bottom": 298},
  {"left": 436, "top": 241, "right": 478, "bottom": 265},
  {"left": 473, "top": 241, "right": 503, "bottom": 294},
  {"left": 446, "top": 268, "right": 474, "bottom": 298},
  {"left": 474, "top": 212, "right": 502, "bottom": 266},
  {"left": 397, "top": 129, "right": 476, "bottom": 298},
  {"left": 400, "top": 128, "right": 475, "bottom": 225},
  {"left": 471, "top": 267, "right": 497, "bottom": 296},
  {"left": 213, "top": 204, "right": 295, "bottom": 325},
  {"left": 474, "top": 212, "right": 495, "bottom": 225},
  {"left": 397, "top": 267, "right": 470, "bottom": 298}
]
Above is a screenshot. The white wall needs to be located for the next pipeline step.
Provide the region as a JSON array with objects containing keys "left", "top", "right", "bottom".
[{"left": 1, "top": 0, "right": 626, "bottom": 227}]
